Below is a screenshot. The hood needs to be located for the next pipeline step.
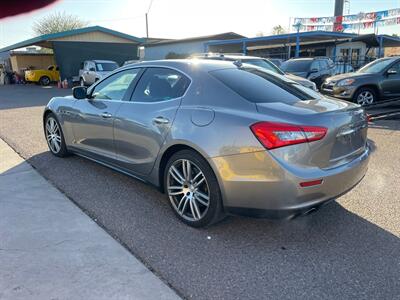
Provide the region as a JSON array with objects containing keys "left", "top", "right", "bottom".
[
  {"left": 256, "top": 96, "right": 359, "bottom": 119},
  {"left": 326, "top": 72, "right": 371, "bottom": 83},
  {"left": 286, "top": 71, "right": 308, "bottom": 78},
  {"left": 96, "top": 71, "right": 113, "bottom": 77}
]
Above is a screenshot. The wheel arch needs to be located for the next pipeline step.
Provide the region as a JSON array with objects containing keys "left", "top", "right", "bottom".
[
  {"left": 157, "top": 142, "right": 222, "bottom": 196},
  {"left": 353, "top": 84, "right": 380, "bottom": 100}
]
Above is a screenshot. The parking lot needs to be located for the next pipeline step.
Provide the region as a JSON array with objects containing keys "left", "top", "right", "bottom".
[{"left": 0, "top": 85, "right": 399, "bottom": 299}]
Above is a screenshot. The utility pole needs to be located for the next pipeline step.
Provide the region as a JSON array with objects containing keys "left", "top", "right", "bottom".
[
  {"left": 145, "top": 0, "right": 154, "bottom": 39},
  {"left": 333, "top": 0, "right": 344, "bottom": 31},
  {"left": 145, "top": 13, "right": 149, "bottom": 38}
]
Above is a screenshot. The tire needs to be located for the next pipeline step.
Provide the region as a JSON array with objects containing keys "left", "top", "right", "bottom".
[
  {"left": 80, "top": 78, "right": 85, "bottom": 86},
  {"left": 353, "top": 87, "right": 377, "bottom": 106},
  {"left": 44, "top": 113, "right": 70, "bottom": 157},
  {"left": 39, "top": 76, "right": 50, "bottom": 86},
  {"left": 164, "top": 150, "right": 224, "bottom": 228}
]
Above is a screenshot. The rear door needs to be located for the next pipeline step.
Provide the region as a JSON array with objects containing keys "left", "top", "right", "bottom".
[
  {"left": 308, "top": 60, "right": 323, "bottom": 87},
  {"left": 114, "top": 67, "right": 191, "bottom": 175},
  {"left": 70, "top": 68, "right": 142, "bottom": 162}
]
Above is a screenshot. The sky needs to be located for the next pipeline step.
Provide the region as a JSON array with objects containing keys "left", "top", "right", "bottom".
[{"left": 0, "top": 0, "right": 399, "bottom": 48}]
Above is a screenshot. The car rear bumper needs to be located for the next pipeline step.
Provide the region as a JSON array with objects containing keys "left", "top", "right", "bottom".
[
  {"left": 209, "top": 144, "right": 370, "bottom": 218},
  {"left": 321, "top": 84, "right": 357, "bottom": 100}
]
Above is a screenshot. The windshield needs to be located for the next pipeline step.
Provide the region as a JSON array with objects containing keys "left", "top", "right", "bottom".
[
  {"left": 241, "top": 59, "right": 284, "bottom": 75},
  {"left": 357, "top": 58, "right": 396, "bottom": 74},
  {"left": 96, "top": 62, "right": 118, "bottom": 71},
  {"left": 281, "top": 60, "right": 312, "bottom": 73}
]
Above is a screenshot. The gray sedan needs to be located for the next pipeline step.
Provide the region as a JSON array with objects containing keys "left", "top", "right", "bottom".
[{"left": 43, "top": 60, "right": 370, "bottom": 227}]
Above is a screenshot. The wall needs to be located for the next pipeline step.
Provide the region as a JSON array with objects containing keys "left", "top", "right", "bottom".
[
  {"left": 52, "top": 41, "right": 138, "bottom": 79},
  {"left": 385, "top": 47, "right": 400, "bottom": 56},
  {"left": 144, "top": 41, "right": 206, "bottom": 60},
  {"left": 10, "top": 54, "right": 55, "bottom": 73},
  {"left": 335, "top": 41, "right": 367, "bottom": 58}
]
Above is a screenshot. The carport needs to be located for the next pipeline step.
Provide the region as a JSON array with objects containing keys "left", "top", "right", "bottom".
[
  {"left": 205, "top": 31, "right": 400, "bottom": 60},
  {"left": 0, "top": 26, "right": 144, "bottom": 80}
]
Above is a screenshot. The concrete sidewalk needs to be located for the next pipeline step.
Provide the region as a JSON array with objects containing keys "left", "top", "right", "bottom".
[{"left": 0, "top": 139, "right": 181, "bottom": 300}]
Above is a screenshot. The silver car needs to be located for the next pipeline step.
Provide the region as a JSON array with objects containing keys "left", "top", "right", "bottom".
[
  {"left": 43, "top": 60, "right": 370, "bottom": 227},
  {"left": 79, "top": 60, "right": 119, "bottom": 86}
]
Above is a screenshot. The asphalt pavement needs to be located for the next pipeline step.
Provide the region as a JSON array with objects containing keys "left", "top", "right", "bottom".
[{"left": 0, "top": 85, "right": 399, "bottom": 299}]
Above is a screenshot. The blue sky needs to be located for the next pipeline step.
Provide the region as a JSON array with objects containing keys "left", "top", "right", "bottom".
[{"left": 0, "top": 0, "right": 399, "bottom": 48}]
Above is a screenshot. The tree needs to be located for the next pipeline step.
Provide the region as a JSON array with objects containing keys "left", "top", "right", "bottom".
[
  {"left": 271, "top": 25, "right": 287, "bottom": 35},
  {"left": 255, "top": 31, "right": 265, "bottom": 37},
  {"left": 33, "top": 11, "right": 88, "bottom": 36}
]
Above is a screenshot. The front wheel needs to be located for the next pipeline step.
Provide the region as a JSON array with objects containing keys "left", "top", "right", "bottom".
[
  {"left": 353, "top": 87, "right": 377, "bottom": 106},
  {"left": 44, "top": 113, "right": 69, "bottom": 157},
  {"left": 39, "top": 76, "right": 50, "bottom": 86},
  {"left": 164, "top": 150, "right": 224, "bottom": 227}
]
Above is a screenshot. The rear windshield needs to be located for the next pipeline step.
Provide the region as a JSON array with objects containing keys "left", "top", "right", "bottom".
[
  {"left": 281, "top": 60, "right": 312, "bottom": 73},
  {"left": 96, "top": 62, "right": 118, "bottom": 71},
  {"left": 241, "top": 59, "right": 284, "bottom": 75},
  {"left": 210, "top": 67, "right": 315, "bottom": 103}
]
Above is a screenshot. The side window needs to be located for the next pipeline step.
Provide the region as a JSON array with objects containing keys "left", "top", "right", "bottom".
[
  {"left": 89, "top": 62, "right": 96, "bottom": 71},
  {"left": 319, "top": 60, "right": 328, "bottom": 70},
  {"left": 91, "top": 69, "right": 140, "bottom": 101},
  {"left": 390, "top": 62, "right": 400, "bottom": 73},
  {"left": 132, "top": 67, "right": 190, "bottom": 102},
  {"left": 311, "top": 61, "right": 320, "bottom": 71},
  {"left": 48, "top": 65, "right": 54, "bottom": 71}
]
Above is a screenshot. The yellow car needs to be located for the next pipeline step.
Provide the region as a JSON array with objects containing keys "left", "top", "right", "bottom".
[{"left": 25, "top": 65, "right": 60, "bottom": 86}]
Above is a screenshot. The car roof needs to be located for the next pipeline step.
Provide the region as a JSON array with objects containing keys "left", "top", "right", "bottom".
[
  {"left": 119, "top": 59, "right": 240, "bottom": 74},
  {"left": 195, "top": 54, "right": 267, "bottom": 61},
  {"left": 91, "top": 60, "right": 117, "bottom": 63}
]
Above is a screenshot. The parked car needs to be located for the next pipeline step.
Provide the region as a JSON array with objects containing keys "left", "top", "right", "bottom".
[
  {"left": 281, "top": 57, "right": 336, "bottom": 88},
  {"left": 79, "top": 60, "right": 119, "bottom": 86},
  {"left": 193, "top": 54, "right": 317, "bottom": 91},
  {"left": 334, "top": 63, "right": 354, "bottom": 75},
  {"left": 25, "top": 65, "right": 60, "bottom": 86},
  {"left": 43, "top": 60, "right": 370, "bottom": 227},
  {"left": 321, "top": 56, "right": 400, "bottom": 106},
  {"left": 123, "top": 59, "right": 141, "bottom": 66},
  {"left": 269, "top": 58, "right": 283, "bottom": 67}
]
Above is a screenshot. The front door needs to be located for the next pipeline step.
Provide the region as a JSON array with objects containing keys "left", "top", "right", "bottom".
[
  {"left": 381, "top": 61, "right": 400, "bottom": 97},
  {"left": 114, "top": 67, "right": 191, "bottom": 175},
  {"left": 71, "top": 68, "right": 142, "bottom": 162}
]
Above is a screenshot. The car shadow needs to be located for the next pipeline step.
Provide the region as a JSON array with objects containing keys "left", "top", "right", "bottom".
[{"left": 16, "top": 149, "right": 400, "bottom": 299}]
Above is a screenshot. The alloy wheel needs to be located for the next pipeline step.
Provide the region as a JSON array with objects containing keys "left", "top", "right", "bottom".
[
  {"left": 357, "top": 91, "right": 374, "bottom": 106},
  {"left": 45, "top": 117, "right": 62, "bottom": 154},
  {"left": 167, "top": 159, "right": 210, "bottom": 222}
]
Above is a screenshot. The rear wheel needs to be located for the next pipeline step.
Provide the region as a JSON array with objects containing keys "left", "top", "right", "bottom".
[
  {"left": 39, "top": 76, "right": 50, "bottom": 86},
  {"left": 353, "top": 87, "right": 377, "bottom": 106},
  {"left": 164, "top": 150, "right": 224, "bottom": 227},
  {"left": 44, "top": 113, "right": 69, "bottom": 157}
]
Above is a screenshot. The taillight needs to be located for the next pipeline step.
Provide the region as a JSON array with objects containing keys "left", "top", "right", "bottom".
[{"left": 250, "top": 122, "right": 327, "bottom": 150}]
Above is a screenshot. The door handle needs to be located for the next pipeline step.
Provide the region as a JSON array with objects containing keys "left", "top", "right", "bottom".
[
  {"left": 101, "top": 112, "right": 112, "bottom": 118},
  {"left": 153, "top": 116, "right": 170, "bottom": 125}
]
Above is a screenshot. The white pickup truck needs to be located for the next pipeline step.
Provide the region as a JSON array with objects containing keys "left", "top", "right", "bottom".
[{"left": 78, "top": 60, "right": 119, "bottom": 86}]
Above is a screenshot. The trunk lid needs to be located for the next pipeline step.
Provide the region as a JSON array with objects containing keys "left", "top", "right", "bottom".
[{"left": 256, "top": 98, "right": 368, "bottom": 169}]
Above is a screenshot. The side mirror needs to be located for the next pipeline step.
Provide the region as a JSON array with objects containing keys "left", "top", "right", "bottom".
[
  {"left": 73, "top": 86, "right": 87, "bottom": 99},
  {"left": 387, "top": 68, "right": 397, "bottom": 75},
  {"left": 89, "top": 67, "right": 95, "bottom": 72}
]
